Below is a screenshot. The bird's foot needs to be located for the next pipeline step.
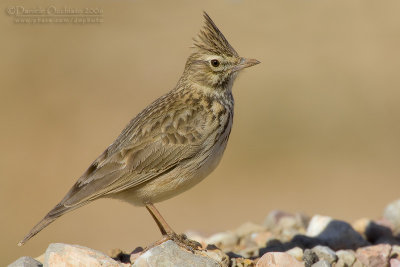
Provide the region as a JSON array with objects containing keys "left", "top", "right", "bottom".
[
  {"left": 163, "top": 232, "right": 202, "bottom": 252},
  {"left": 144, "top": 232, "right": 202, "bottom": 253}
]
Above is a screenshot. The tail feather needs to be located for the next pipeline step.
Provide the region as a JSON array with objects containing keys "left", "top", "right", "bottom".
[
  {"left": 18, "top": 203, "right": 84, "bottom": 246},
  {"left": 18, "top": 215, "right": 58, "bottom": 246}
]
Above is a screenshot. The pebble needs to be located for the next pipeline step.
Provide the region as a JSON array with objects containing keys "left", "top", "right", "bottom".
[
  {"left": 231, "top": 258, "right": 255, "bottom": 267},
  {"left": 8, "top": 256, "right": 42, "bottom": 267},
  {"left": 311, "top": 260, "right": 331, "bottom": 267},
  {"left": 384, "top": 199, "right": 400, "bottom": 234},
  {"left": 303, "top": 249, "right": 319, "bottom": 267},
  {"left": 306, "top": 215, "right": 333, "bottom": 237},
  {"left": 352, "top": 218, "right": 371, "bottom": 236},
  {"left": 205, "top": 231, "right": 238, "bottom": 251},
  {"left": 264, "top": 210, "right": 308, "bottom": 241},
  {"left": 335, "top": 250, "right": 356, "bottom": 267},
  {"left": 306, "top": 215, "right": 369, "bottom": 250},
  {"left": 364, "top": 220, "right": 399, "bottom": 244},
  {"left": 352, "top": 259, "right": 366, "bottom": 267},
  {"left": 286, "top": 247, "right": 304, "bottom": 261},
  {"left": 311, "top": 245, "right": 337, "bottom": 264},
  {"left": 202, "top": 245, "right": 230, "bottom": 267},
  {"left": 256, "top": 252, "right": 305, "bottom": 267},
  {"left": 252, "top": 231, "right": 274, "bottom": 247},
  {"left": 391, "top": 245, "right": 400, "bottom": 260},
  {"left": 235, "top": 222, "right": 266, "bottom": 238},
  {"left": 355, "top": 244, "right": 391, "bottom": 267}
]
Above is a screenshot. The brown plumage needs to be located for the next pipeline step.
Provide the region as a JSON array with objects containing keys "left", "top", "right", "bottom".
[{"left": 18, "top": 12, "right": 259, "bottom": 247}]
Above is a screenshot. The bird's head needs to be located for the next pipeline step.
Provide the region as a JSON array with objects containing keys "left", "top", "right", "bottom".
[{"left": 183, "top": 12, "right": 260, "bottom": 92}]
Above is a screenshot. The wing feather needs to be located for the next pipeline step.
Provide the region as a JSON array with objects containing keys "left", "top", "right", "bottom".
[{"left": 60, "top": 102, "right": 206, "bottom": 208}]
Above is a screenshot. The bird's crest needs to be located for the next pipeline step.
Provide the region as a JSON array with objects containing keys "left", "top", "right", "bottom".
[{"left": 193, "top": 12, "right": 239, "bottom": 57}]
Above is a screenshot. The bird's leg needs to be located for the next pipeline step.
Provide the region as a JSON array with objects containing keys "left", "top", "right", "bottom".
[
  {"left": 145, "top": 203, "right": 174, "bottom": 236},
  {"left": 145, "top": 203, "right": 201, "bottom": 251}
]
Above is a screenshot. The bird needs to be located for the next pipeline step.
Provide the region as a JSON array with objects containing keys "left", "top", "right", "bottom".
[{"left": 18, "top": 12, "right": 260, "bottom": 247}]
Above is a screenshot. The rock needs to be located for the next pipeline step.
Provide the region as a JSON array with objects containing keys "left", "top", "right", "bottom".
[
  {"left": 384, "top": 199, "right": 400, "bottom": 234},
  {"left": 8, "top": 256, "right": 42, "bottom": 267},
  {"left": 352, "top": 218, "right": 371, "bottom": 236},
  {"left": 310, "top": 246, "right": 337, "bottom": 264},
  {"left": 235, "top": 246, "right": 259, "bottom": 259},
  {"left": 306, "top": 215, "right": 333, "bottom": 237},
  {"left": 311, "top": 260, "right": 331, "bottom": 267},
  {"left": 391, "top": 245, "right": 400, "bottom": 260},
  {"left": 235, "top": 222, "right": 265, "bottom": 238},
  {"left": 355, "top": 244, "right": 391, "bottom": 267},
  {"left": 335, "top": 250, "right": 356, "bottom": 267},
  {"left": 256, "top": 252, "right": 305, "bottom": 267},
  {"left": 259, "top": 239, "right": 287, "bottom": 255},
  {"left": 108, "top": 248, "right": 131, "bottom": 264},
  {"left": 352, "top": 259, "right": 366, "bottom": 267},
  {"left": 132, "top": 240, "right": 221, "bottom": 267},
  {"left": 205, "top": 231, "right": 238, "bottom": 251},
  {"left": 306, "top": 215, "right": 369, "bottom": 250},
  {"left": 364, "top": 221, "right": 399, "bottom": 245},
  {"left": 253, "top": 231, "right": 274, "bottom": 247},
  {"left": 203, "top": 245, "right": 230, "bottom": 266},
  {"left": 290, "top": 235, "right": 322, "bottom": 249},
  {"left": 391, "top": 258, "right": 400, "bottom": 267},
  {"left": 264, "top": 211, "right": 308, "bottom": 230},
  {"left": 303, "top": 249, "right": 319, "bottom": 267},
  {"left": 237, "top": 233, "right": 261, "bottom": 256},
  {"left": 264, "top": 211, "right": 308, "bottom": 242},
  {"left": 44, "top": 243, "right": 121, "bottom": 266},
  {"left": 34, "top": 254, "right": 45, "bottom": 265},
  {"left": 286, "top": 247, "right": 304, "bottom": 261},
  {"left": 231, "top": 258, "right": 255, "bottom": 267}
]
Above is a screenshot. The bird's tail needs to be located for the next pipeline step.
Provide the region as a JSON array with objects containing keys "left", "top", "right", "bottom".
[
  {"left": 17, "top": 215, "right": 58, "bottom": 246},
  {"left": 17, "top": 203, "right": 82, "bottom": 246}
]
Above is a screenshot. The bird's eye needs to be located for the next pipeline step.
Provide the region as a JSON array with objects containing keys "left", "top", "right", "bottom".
[{"left": 210, "top": 59, "right": 220, "bottom": 67}]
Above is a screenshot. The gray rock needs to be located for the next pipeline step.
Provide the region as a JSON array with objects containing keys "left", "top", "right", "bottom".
[
  {"left": 384, "top": 199, "right": 400, "bottom": 234},
  {"left": 303, "top": 249, "right": 319, "bottom": 267},
  {"left": 133, "top": 240, "right": 221, "bottom": 267},
  {"left": 335, "top": 250, "right": 356, "bottom": 267},
  {"left": 311, "top": 246, "right": 337, "bottom": 264},
  {"left": 8, "top": 257, "right": 42, "bottom": 267},
  {"left": 44, "top": 243, "right": 121, "bottom": 267},
  {"left": 306, "top": 215, "right": 369, "bottom": 250},
  {"left": 311, "top": 260, "right": 331, "bottom": 267}
]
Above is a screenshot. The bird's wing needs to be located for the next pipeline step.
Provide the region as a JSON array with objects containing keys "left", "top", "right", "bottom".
[{"left": 59, "top": 104, "right": 208, "bottom": 209}]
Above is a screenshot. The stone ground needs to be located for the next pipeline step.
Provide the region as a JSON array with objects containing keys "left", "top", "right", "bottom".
[{"left": 9, "top": 199, "right": 400, "bottom": 267}]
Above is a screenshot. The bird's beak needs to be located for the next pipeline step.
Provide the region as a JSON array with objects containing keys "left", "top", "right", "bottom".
[{"left": 232, "top": 58, "right": 261, "bottom": 72}]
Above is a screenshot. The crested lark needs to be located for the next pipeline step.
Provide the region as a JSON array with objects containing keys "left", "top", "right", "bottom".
[{"left": 19, "top": 12, "right": 259, "bottom": 246}]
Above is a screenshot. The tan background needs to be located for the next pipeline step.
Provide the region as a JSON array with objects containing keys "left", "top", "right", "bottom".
[{"left": 1, "top": 0, "right": 400, "bottom": 265}]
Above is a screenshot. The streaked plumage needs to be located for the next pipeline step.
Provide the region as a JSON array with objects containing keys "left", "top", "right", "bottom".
[{"left": 19, "top": 12, "right": 259, "bottom": 246}]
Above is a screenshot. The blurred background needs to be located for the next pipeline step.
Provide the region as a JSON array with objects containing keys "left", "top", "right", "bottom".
[{"left": 1, "top": 0, "right": 400, "bottom": 265}]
